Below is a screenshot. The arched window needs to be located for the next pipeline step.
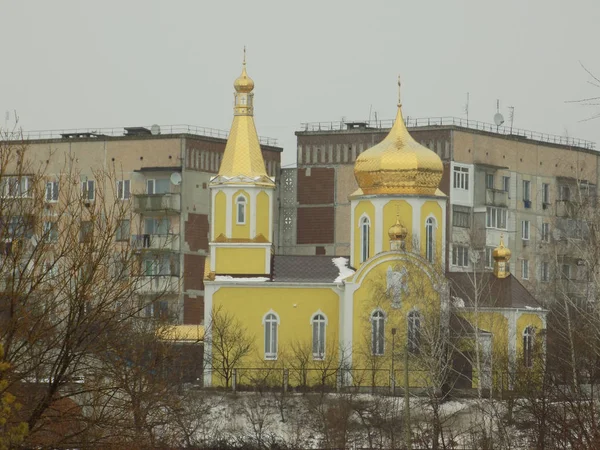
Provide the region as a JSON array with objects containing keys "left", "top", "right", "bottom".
[
  {"left": 408, "top": 310, "right": 421, "bottom": 354},
  {"left": 236, "top": 195, "right": 247, "bottom": 224},
  {"left": 360, "top": 216, "right": 371, "bottom": 263},
  {"left": 371, "top": 310, "right": 385, "bottom": 355},
  {"left": 523, "top": 326, "right": 535, "bottom": 368},
  {"left": 425, "top": 217, "right": 436, "bottom": 263},
  {"left": 311, "top": 312, "right": 327, "bottom": 360},
  {"left": 263, "top": 311, "right": 279, "bottom": 360}
]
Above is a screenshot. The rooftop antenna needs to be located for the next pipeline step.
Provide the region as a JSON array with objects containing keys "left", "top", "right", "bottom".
[
  {"left": 463, "top": 92, "right": 470, "bottom": 126},
  {"left": 368, "top": 104, "right": 372, "bottom": 126},
  {"left": 508, "top": 106, "right": 515, "bottom": 134},
  {"left": 493, "top": 99, "right": 505, "bottom": 131}
]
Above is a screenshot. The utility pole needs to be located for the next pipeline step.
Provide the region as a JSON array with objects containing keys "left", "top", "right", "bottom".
[{"left": 405, "top": 344, "right": 411, "bottom": 450}]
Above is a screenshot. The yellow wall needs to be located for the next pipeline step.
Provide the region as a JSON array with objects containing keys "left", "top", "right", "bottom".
[
  {"left": 214, "top": 191, "right": 226, "bottom": 238},
  {"left": 420, "top": 200, "right": 443, "bottom": 263},
  {"left": 256, "top": 190, "right": 270, "bottom": 240},
  {"left": 353, "top": 200, "right": 375, "bottom": 267},
  {"left": 383, "top": 200, "right": 412, "bottom": 251},
  {"left": 231, "top": 190, "right": 250, "bottom": 239},
  {"left": 215, "top": 247, "right": 265, "bottom": 274},
  {"left": 212, "top": 286, "right": 340, "bottom": 386}
]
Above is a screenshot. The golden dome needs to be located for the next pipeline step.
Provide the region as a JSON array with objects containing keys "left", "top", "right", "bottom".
[
  {"left": 493, "top": 235, "right": 512, "bottom": 260},
  {"left": 388, "top": 217, "right": 408, "bottom": 241},
  {"left": 354, "top": 78, "right": 443, "bottom": 196}
]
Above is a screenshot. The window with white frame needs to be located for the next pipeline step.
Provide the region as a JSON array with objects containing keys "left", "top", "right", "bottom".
[
  {"left": 81, "top": 180, "right": 95, "bottom": 201},
  {"left": 147, "top": 178, "right": 170, "bottom": 195},
  {"left": 236, "top": 195, "right": 247, "bottom": 224},
  {"left": 567, "top": 219, "right": 584, "bottom": 240},
  {"left": 523, "top": 326, "right": 535, "bottom": 368},
  {"left": 542, "top": 183, "right": 550, "bottom": 205},
  {"left": 311, "top": 312, "right": 327, "bottom": 360},
  {"left": 263, "top": 312, "right": 279, "bottom": 360},
  {"left": 453, "top": 166, "right": 469, "bottom": 190},
  {"left": 522, "top": 180, "right": 531, "bottom": 202},
  {"left": 407, "top": 310, "right": 421, "bottom": 354},
  {"left": 452, "top": 205, "right": 471, "bottom": 228},
  {"left": 541, "top": 223, "right": 550, "bottom": 242},
  {"left": 371, "top": 310, "right": 385, "bottom": 356},
  {"left": 485, "top": 247, "right": 494, "bottom": 269},
  {"left": 116, "top": 220, "right": 130, "bottom": 242},
  {"left": 522, "top": 220, "right": 530, "bottom": 240},
  {"left": 45, "top": 181, "right": 59, "bottom": 202},
  {"left": 1, "top": 176, "right": 31, "bottom": 198},
  {"left": 521, "top": 259, "right": 529, "bottom": 280},
  {"left": 561, "top": 264, "right": 571, "bottom": 280},
  {"left": 502, "top": 176, "right": 510, "bottom": 193},
  {"left": 541, "top": 262, "right": 550, "bottom": 282},
  {"left": 452, "top": 245, "right": 469, "bottom": 268},
  {"left": 43, "top": 221, "right": 58, "bottom": 243},
  {"left": 425, "top": 217, "right": 435, "bottom": 263},
  {"left": 360, "top": 216, "right": 370, "bottom": 263},
  {"left": 559, "top": 185, "right": 571, "bottom": 201},
  {"left": 486, "top": 207, "right": 507, "bottom": 229},
  {"left": 145, "top": 217, "right": 170, "bottom": 235},
  {"left": 117, "top": 180, "right": 131, "bottom": 200},
  {"left": 485, "top": 173, "right": 494, "bottom": 189}
]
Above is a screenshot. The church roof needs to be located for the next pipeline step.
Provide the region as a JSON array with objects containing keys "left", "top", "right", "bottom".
[
  {"left": 445, "top": 272, "right": 543, "bottom": 310},
  {"left": 272, "top": 255, "right": 351, "bottom": 283}
]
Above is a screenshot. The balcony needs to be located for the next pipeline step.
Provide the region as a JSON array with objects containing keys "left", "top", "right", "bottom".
[
  {"left": 485, "top": 189, "right": 508, "bottom": 207},
  {"left": 556, "top": 200, "right": 579, "bottom": 218},
  {"left": 135, "top": 275, "right": 180, "bottom": 294},
  {"left": 133, "top": 193, "right": 181, "bottom": 215},
  {"left": 132, "top": 234, "right": 180, "bottom": 252}
]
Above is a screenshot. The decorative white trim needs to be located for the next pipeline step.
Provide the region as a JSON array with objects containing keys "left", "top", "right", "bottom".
[
  {"left": 249, "top": 190, "right": 257, "bottom": 237},
  {"left": 267, "top": 190, "right": 273, "bottom": 241},
  {"left": 359, "top": 213, "right": 371, "bottom": 263},
  {"left": 350, "top": 203, "right": 356, "bottom": 266},
  {"left": 262, "top": 309, "right": 281, "bottom": 324},
  {"left": 263, "top": 309, "right": 280, "bottom": 360},
  {"left": 210, "top": 189, "right": 217, "bottom": 240},
  {"left": 235, "top": 194, "right": 247, "bottom": 225},
  {"left": 310, "top": 310, "right": 328, "bottom": 360},
  {"left": 374, "top": 201, "right": 384, "bottom": 254},
  {"left": 309, "top": 309, "right": 329, "bottom": 325},
  {"left": 225, "top": 190, "right": 232, "bottom": 237}
]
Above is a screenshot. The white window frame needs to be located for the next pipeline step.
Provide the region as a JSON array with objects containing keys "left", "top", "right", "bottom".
[
  {"left": 485, "top": 247, "right": 494, "bottom": 269},
  {"left": 45, "top": 181, "right": 59, "bottom": 203},
  {"left": 521, "top": 259, "right": 529, "bottom": 280},
  {"left": 559, "top": 185, "right": 571, "bottom": 201},
  {"left": 263, "top": 310, "right": 280, "bottom": 360},
  {"left": 542, "top": 183, "right": 550, "bottom": 204},
  {"left": 236, "top": 195, "right": 247, "bottom": 225},
  {"left": 146, "top": 179, "right": 155, "bottom": 195},
  {"left": 541, "top": 262, "right": 550, "bottom": 282},
  {"left": 310, "top": 311, "right": 327, "bottom": 360},
  {"left": 81, "top": 180, "right": 95, "bottom": 201},
  {"left": 523, "top": 326, "right": 535, "bottom": 368},
  {"left": 360, "top": 215, "right": 370, "bottom": 263},
  {"left": 522, "top": 220, "right": 530, "bottom": 240},
  {"left": 117, "top": 180, "right": 131, "bottom": 200},
  {"left": 371, "top": 309, "right": 385, "bottom": 356},
  {"left": 485, "top": 173, "right": 494, "bottom": 190},
  {"left": 407, "top": 309, "right": 421, "bottom": 354},
  {"left": 502, "top": 176, "right": 510, "bottom": 194},
  {"left": 43, "top": 221, "right": 58, "bottom": 243},
  {"left": 453, "top": 166, "right": 469, "bottom": 190},
  {"left": 2, "top": 176, "right": 31, "bottom": 198},
  {"left": 452, "top": 245, "right": 469, "bottom": 268},
  {"left": 541, "top": 223, "right": 550, "bottom": 242},
  {"left": 486, "top": 207, "right": 507, "bottom": 230},
  {"left": 425, "top": 216, "right": 436, "bottom": 263},
  {"left": 522, "top": 180, "right": 531, "bottom": 202}
]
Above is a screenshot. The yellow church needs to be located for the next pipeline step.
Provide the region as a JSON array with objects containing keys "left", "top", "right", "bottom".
[{"left": 202, "top": 59, "right": 547, "bottom": 391}]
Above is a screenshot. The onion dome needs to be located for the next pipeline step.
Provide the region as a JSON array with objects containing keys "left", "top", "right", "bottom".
[
  {"left": 493, "top": 235, "right": 512, "bottom": 261},
  {"left": 234, "top": 48, "right": 254, "bottom": 93},
  {"left": 354, "top": 77, "right": 443, "bottom": 196},
  {"left": 388, "top": 216, "right": 408, "bottom": 241}
]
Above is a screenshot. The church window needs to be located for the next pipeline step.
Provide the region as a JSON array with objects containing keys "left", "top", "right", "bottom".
[
  {"left": 263, "top": 311, "right": 279, "bottom": 360},
  {"left": 408, "top": 310, "right": 421, "bottom": 354},
  {"left": 371, "top": 310, "right": 385, "bottom": 356},
  {"left": 425, "top": 217, "right": 436, "bottom": 263},
  {"left": 360, "top": 216, "right": 370, "bottom": 263},
  {"left": 311, "top": 312, "right": 327, "bottom": 360},
  {"left": 236, "top": 195, "right": 247, "bottom": 224},
  {"left": 523, "top": 326, "right": 535, "bottom": 368}
]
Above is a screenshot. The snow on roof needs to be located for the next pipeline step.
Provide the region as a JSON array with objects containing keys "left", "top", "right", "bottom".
[
  {"left": 332, "top": 257, "right": 355, "bottom": 283},
  {"left": 214, "top": 275, "right": 270, "bottom": 282}
]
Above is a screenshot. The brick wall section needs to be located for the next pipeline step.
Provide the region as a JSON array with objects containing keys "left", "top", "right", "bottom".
[
  {"left": 184, "top": 254, "right": 205, "bottom": 291},
  {"left": 297, "top": 167, "right": 334, "bottom": 205},
  {"left": 183, "top": 294, "right": 204, "bottom": 325},
  {"left": 297, "top": 206, "right": 335, "bottom": 244},
  {"left": 185, "top": 213, "right": 209, "bottom": 251}
]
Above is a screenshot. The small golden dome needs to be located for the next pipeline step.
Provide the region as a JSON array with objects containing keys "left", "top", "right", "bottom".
[
  {"left": 234, "top": 64, "right": 254, "bottom": 93},
  {"left": 388, "top": 217, "right": 408, "bottom": 241},
  {"left": 354, "top": 77, "right": 443, "bottom": 196},
  {"left": 493, "top": 235, "right": 512, "bottom": 260}
]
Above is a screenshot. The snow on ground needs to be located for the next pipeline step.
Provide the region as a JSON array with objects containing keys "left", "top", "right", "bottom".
[{"left": 332, "top": 257, "right": 355, "bottom": 283}]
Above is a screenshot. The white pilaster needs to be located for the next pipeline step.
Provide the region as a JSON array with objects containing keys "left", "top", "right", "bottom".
[
  {"left": 374, "top": 201, "right": 383, "bottom": 254},
  {"left": 249, "top": 189, "right": 258, "bottom": 238},
  {"left": 225, "top": 190, "right": 232, "bottom": 237}
]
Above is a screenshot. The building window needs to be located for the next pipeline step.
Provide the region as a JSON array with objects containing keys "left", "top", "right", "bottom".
[
  {"left": 45, "top": 181, "right": 59, "bottom": 202},
  {"left": 311, "top": 312, "right": 327, "bottom": 360},
  {"left": 486, "top": 207, "right": 507, "bottom": 229},
  {"left": 522, "top": 220, "right": 530, "bottom": 240},
  {"left": 236, "top": 195, "right": 247, "bottom": 224},
  {"left": 561, "top": 264, "right": 571, "bottom": 280},
  {"left": 263, "top": 311, "right": 279, "bottom": 360},
  {"left": 523, "top": 326, "right": 535, "bottom": 368},
  {"left": 360, "top": 216, "right": 370, "bottom": 263},
  {"left": 145, "top": 217, "right": 170, "bottom": 235},
  {"left": 147, "top": 178, "right": 170, "bottom": 194},
  {"left": 542, "top": 183, "right": 550, "bottom": 205},
  {"left": 559, "top": 185, "right": 571, "bottom": 201},
  {"left": 80, "top": 221, "right": 93, "bottom": 243},
  {"left": 452, "top": 205, "right": 471, "bottom": 228},
  {"left": 117, "top": 180, "right": 131, "bottom": 200},
  {"left": 81, "top": 180, "right": 95, "bottom": 201},
  {"left": 541, "top": 262, "right": 550, "bottom": 282},
  {"left": 371, "top": 310, "right": 385, "bottom": 356},
  {"left": 541, "top": 223, "right": 550, "bottom": 242},
  {"left": 502, "top": 176, "right": 510, "bottom": 193},
  {"left": 425, "top": 217, "right": 435, "bottom": 263},
  {"left": 522, "top": 180, "right": 531, "bottom": 202},
  {"left": 521, "top": 259, "right": 529, "bottom": 280},
  {"left": 485, "top": 173, "right": 494, "bottom": 189},
  {"left": 453, "top": 166, "right": 469, "bottom": 190},
  {"left": 485, "top": 247, "right": 494, "bottom": 269},
  {"left": 567, "top": 219, "right": 584, "bottom": 240},
  {"left": 116, "top": 219, "right": 131, "bottom": 242},
  {"left": 452, "top": 245, "right": 469, "bottom": 268},
  {"left": 1, "top": 176, "right": 31, "bottom": 198},
  {"left": 43, "top": 221, "right": 58, "bottom": 243},
  {"left": 407, "top": 310, "right": 421, "bottom": 354}
]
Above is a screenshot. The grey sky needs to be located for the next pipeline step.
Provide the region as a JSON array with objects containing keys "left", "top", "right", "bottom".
[{"left": 1, "top": 0, "right": 599, "bottom": 167}]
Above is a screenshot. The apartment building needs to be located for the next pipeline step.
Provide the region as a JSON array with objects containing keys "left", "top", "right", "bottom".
[
  {"left": 11, "top": 125, "right": 282, "bottom": 325},
  {"left": 279, "top": 117, "right": 598, "bottom": 292}
]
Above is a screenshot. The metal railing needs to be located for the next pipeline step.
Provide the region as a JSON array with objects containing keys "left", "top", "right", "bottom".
[
  {"left": 13, "top": 124, "right": 279, "bottom": 147},
  {"left": 299, "top": 116, "right": 596, "bottom": 150}
]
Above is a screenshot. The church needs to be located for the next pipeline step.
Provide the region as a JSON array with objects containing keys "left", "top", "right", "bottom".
[{"left": 202, "top": 58, "right": 547, "bottom": 390}]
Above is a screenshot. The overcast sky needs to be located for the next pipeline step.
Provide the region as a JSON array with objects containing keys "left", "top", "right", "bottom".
[{"left": 1, "top": 0, "right": 599, "bottom": 166}]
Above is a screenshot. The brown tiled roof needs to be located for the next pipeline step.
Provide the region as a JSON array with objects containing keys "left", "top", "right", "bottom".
[
  {"left": 449, "top": 312, "right": 493, "bottom": 336},
  {"left": 445, "top": 272, "right": 542, "bottom": 309},
  {"left": 272, "top": 255, "right": 349, "bottom": 283}
]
